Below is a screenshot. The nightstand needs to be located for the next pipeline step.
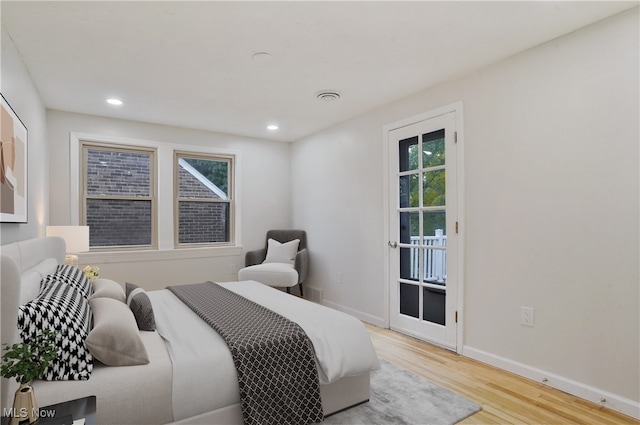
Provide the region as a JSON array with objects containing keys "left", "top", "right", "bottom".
[{"left": 37, "top": 396, "right": 96, "bottom": 425}]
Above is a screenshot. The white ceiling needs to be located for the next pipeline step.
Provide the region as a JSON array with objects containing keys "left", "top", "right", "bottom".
[{"left": 2, "top": 1, "right": 636, "bottom": 142}]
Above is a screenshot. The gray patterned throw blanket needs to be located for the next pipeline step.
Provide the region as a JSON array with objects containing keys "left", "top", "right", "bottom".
[{"left": 168, "top": 282, "right": 324, "bottom": 425}]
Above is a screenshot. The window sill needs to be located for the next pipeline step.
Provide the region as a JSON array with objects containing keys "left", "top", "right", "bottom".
[{"left": 78, "top": 245, "right": 243, "bottom": 264}]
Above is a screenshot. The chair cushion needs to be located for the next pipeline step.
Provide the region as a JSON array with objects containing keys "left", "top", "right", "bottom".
[{"left": 238, "top": 263, "right": 299, "bottom": 287}]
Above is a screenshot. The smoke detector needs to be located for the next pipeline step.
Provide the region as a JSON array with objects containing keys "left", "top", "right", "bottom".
[{"left": 316, "top": 90, "right": 341, "bottom": 102}]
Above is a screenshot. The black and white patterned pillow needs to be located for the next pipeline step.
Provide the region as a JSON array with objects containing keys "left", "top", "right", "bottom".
[
  {"left": 18, "top": 280, "right": 93, "bottom": 380},
  {"left": 41, "top": 264, "right": 93, "bottom": 299}
]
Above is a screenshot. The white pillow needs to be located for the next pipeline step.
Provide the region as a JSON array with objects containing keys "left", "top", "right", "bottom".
[
  {"left": 263, "top": 238, "right": 300, "bottom": 265},
  {"left": 91, "top": 278, "right": 126, "bottom": 303},
  {"left": 86, "top": 297, "right": 149, "bottom": 366}
]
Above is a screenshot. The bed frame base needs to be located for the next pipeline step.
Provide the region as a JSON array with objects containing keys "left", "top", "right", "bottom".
[{"left": 170, "top": 373, "right": 370, "bottom": 424}]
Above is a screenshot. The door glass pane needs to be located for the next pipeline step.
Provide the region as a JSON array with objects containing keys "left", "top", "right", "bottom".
[
  {"left": 423, "top": 286, "right": 446, "bottom": 325},
  {"left": 423, "top": 211, "right": 447, "bottom": 284},
  {"left": 399, "top": 211, "right": 419, "bottom": 244},
  {"left": 399, "top": 247, "right": 419, "bottom": 281},
  {"left": 422, "top": 170, "right": 445, "bottom": 207},
  {"left": 400, "top": 283, "right": 419, "bottom": 318},
  {"left": 422, "top": 130, "right": 445, "bottom": 168},
  {"left": 399, "top": 174, "right": 419, "bottom": 208},
  {"left": 423, "top": 248, "right": 446, "bottom": 284},
  {"left": 398, "top": 136, "right": 419, "bottom": 172},
  {"left": 423, "top": 210, "right": 446, "bottom": 237}
]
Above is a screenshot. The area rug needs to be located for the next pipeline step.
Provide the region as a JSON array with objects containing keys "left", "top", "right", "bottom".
[{"left": 322, "top": 359, "right": 481, "bottom": 425}]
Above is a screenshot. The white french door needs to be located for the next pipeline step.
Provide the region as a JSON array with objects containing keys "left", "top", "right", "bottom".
[{"left": 387, "top": 109, "right": 460, "bottom": 350}]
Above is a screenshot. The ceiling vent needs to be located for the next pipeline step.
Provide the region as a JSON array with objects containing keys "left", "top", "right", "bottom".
[{"left": 316, "top": 90, "right": 341, "bottom": 102}]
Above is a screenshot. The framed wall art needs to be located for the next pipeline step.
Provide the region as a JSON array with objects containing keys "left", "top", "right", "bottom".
[{"left": 1, "top": 94, "right": 28, "bottom": 223}]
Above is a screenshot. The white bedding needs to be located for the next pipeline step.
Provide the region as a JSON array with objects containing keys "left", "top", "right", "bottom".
[
  {"left": 221, "top": 281, "right": 380, "bottom": 383},
  {"left": 147, "top": 288, "right": 239, "bottom": 421},
  {"left": 149, "top": 280, "right": 380, "bottom": 422}
]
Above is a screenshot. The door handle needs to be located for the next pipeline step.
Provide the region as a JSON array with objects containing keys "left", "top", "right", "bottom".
[{"left": 388, "top": 241, "right": 398, "bottom": 248}]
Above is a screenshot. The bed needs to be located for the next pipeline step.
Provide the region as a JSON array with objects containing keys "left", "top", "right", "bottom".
[{"left": 1, "top": 237, "right": 380, "bottom": 424}]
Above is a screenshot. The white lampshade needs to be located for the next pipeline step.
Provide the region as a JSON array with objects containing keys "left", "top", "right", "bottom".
[{"left": 46, "top": 226, "right": 90, "bottom": 253}]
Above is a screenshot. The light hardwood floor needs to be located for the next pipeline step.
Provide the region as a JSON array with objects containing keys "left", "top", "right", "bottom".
[{"left": 365, "top": 324, "right": 639, "bottom": 425}]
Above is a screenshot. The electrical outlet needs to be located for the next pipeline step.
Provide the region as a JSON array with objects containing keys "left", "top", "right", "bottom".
[
  {"left": 229, "top": 263, "right": 236, "bottom": 275},
  {"left": 521, "top": 306, "right": 534, "bottom": 327}
]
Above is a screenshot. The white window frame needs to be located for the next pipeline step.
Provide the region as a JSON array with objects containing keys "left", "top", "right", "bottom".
[
  {"left": 80, "top": 141, "right": 158, "bottom": 250},
  {"left": 70, "top": 132, "right": 242, "bottom": 263},
  {"left": 174, "top": 151, "right": 235, "bottom": 248}
]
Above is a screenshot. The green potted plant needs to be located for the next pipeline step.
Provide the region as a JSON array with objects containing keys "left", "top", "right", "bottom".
[{"left": 1, "top": 330, "right": 59, "bottom": 425}]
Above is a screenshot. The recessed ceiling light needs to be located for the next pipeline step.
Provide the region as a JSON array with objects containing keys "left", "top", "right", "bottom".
[
  {"left": 267, "top": 125, "right": 279, "bottom": 131},
  {"left": 252, "top": 52, "right": 273, "bottom": 63},
  {"left": 316, "top": 90, "right": 341, "bottom": 102},
  {"left": 106, "top": 98, "right": 123, "bottom": 106}
]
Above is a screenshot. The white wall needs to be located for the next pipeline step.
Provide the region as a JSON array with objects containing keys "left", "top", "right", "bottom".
[
  {"left": 47, "top": 110, "right": 293, "bottom": 289},
  {"left": 292, "top": 8, "right": 639, "bottom": 413},
  {"left": 0, "top": 27, "right": 49, "bottom": 243}
]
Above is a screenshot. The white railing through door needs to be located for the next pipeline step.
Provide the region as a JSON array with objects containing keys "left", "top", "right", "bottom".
[{"left": 410, "top": 229, "right": 446, "bottom": 283}]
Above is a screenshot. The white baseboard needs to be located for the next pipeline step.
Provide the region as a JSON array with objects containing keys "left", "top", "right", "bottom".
[
  {"left": 463, "top": 346, "right": 640, "bottom": 420},
  {"left": 314, "top": 297, "right": 639, "bottom": 420},
  {"left": 321, "top": 299, "right": 386, "bottom": 328}
]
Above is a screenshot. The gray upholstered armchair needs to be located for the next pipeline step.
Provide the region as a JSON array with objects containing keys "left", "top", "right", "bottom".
[{"left": 238, "top": 230, "right": 308, "bottom": 296}]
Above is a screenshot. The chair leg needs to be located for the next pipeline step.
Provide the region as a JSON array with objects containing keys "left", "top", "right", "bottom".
[{"left": 299, "top": 283, "right": 304, "bottom": 298}]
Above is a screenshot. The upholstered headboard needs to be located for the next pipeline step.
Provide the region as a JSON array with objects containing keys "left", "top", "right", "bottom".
[{"left": 1, "top": 236, "right": 65, "bottom": 412}]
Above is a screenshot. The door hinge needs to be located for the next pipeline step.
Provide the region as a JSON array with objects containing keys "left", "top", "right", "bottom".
[
  {"left": 455, "top": 311, "right": 458, "bottom": 323},
  {"left": 454, "top": 131, "right": 458, "bottom": 143},
  {"left": 455, "top": 221, "right": 459, "bottom": 234}
]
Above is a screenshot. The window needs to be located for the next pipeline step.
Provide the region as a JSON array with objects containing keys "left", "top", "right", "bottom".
[
  {"left": 81, "top": 143, "right": 157, "bottom": 249},
  {"left": 74, "top": 133, "right": 240, "bottom": 255},
  {"left": 175, "top": 152, "right": 233, "bottom": 246}
]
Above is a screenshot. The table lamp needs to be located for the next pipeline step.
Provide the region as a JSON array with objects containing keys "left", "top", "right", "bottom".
[{"left": 46, "top": 225, "right": 89, "bottom": 266}]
